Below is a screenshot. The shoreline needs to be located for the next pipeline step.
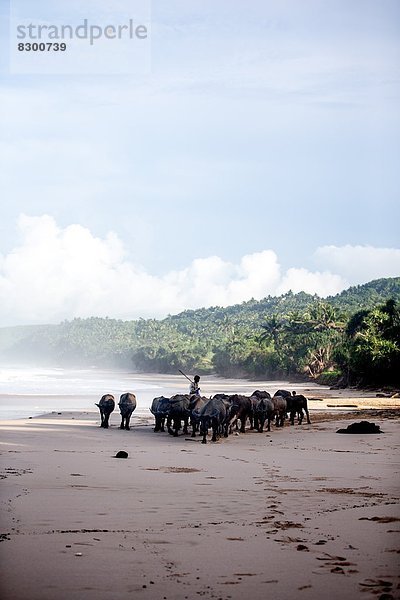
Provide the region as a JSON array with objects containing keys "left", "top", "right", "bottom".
[
  {"left": 1, "top": 370, "right": 400, "bottom": 422},
  {"left": 0, "top": 382, "right": 400, "bottom": 423},
  {"left": 4, "top": 404, "right": 400, "bottom": 425}
]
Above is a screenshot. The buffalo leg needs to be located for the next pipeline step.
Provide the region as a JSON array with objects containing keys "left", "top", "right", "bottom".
[
  {"left": 191, "top": 420, "right": 199, "bottom": 437},
  {"left": 183, "top": 417, "right": 189, "bottom": 435},
  {"left": 125, "top": 412, "right": 133, "bottom": 430},
  {"left": 167, "top": 415, "right": 173, "bottom": 435}
]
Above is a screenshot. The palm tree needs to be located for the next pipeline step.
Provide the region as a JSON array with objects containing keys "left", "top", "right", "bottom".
[
  {"left": 305, "top": 301, "right": 345, "bottom": 333},
  {"left": 259, "top": 315, "right": 283, "bottom": 347}
]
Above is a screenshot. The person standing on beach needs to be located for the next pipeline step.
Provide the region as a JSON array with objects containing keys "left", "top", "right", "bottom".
[{"left": 189, "top": 375, "right": 201, "bottom": 396}]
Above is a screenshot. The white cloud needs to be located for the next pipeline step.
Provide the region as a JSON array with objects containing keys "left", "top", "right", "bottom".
[
  {"left": 277, "top": 268, "right": 347, "bottom": 298},
  {"left": 0, "top": 215, "right": 399, "bottom": 326},
  {"left": 314, "top": 245, "right": 400, "bottom": 285}
]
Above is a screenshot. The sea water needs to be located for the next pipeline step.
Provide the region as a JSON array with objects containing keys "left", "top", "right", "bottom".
[{"left": 0, "top": 366, "right": 167, "bottom": 420}]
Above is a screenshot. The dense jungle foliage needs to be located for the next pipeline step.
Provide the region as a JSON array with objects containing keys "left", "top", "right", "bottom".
[{"left": 1, "top": 277, "right": 399, "bottom": 385}]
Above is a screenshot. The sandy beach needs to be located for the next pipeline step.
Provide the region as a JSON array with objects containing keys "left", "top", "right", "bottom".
[{"left": 1, "top": 384, "right": 399, "bottom": 600}]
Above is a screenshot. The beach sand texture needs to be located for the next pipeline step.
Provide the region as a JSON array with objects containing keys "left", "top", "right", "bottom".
[{"left": 1, "top": 401, "right": 399, "bottom": 600}]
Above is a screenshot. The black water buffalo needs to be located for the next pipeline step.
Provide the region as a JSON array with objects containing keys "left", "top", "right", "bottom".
[
  {"left": 118, "top": 393, "right": 137, "bottom": 430},
  {"left": 251, "top": 390, "right": 272, "bottom": 399},
  {"left": 96, "top": 394, "right": 115, "bottom": 428},
  {"left": 271, "top": 395, "right": 287, "bottom": 427},
  {"left": 227, "top": 394, "right": 252, "bottom": 433},
  {"left": 250, "top": 392, "right": 275, "bottom": 432},
  {"left": 249, "top": 390, "right": 272, "bottom": 430},
  {"left": 150, "top": 396, "right": 171, "bottom": 432},
  {"left": 289, "top": 391, "right": 311, "bottom": 425},
  {"left": 274, "top": 389, "right": 304, "bottom": 426},
  {"left": 189, "top": 395, "right": 208, "bottom": 437},
  {"left": 199, "top": 397, "right": 229, "bottom": 444},
  {"left": 167, "top": 394, "right": 191, "bottom": 437},
  {"left": 211, "top": 393, "right": 231, "bottom": 401},
  {"left": 275, "top": 390, "right": 311, "bottom": 425}
]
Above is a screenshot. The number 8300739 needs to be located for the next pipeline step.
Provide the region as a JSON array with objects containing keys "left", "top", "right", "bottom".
[{"left": 18, "top": 42, "right": 67, "bottom": 51}]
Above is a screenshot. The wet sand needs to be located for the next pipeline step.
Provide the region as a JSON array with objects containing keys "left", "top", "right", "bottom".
[{"left": 0, "top": 387, "right": 399, "bottom": 600}]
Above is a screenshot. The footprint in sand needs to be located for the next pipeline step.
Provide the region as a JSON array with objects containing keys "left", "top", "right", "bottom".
[
  {"left": 359, "top": 516, "right": 400, "bottom": 523},
  {"left": 298, "top": 585, "right": 312, "bottom": 590},
  {"left": 359, "top": 578, "right": 395, "bottom": 598},
  {"left": 313, "top": 552, "right": 358, "bottom": 575}
]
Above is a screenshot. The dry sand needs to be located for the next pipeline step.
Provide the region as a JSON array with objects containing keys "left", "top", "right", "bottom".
[{"left": 1, "top": 388, "right": 399, "bottom": 600}]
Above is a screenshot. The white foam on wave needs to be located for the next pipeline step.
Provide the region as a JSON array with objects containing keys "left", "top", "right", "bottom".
[
  {"left": 0, "top": 366, "right": 160, "bottom": 395},
  {"left": 0, "top": 366, "right": 162, "bottom": 419}
]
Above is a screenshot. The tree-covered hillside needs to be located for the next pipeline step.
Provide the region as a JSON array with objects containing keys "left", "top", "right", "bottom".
[
  {"left": 1, "top": 277, "right": 399, "bottom": 385},
  {"left": 328, "top": 277, "right": 400, "bottom": 313}
]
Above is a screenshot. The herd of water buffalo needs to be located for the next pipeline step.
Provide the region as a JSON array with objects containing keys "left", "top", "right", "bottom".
[{"left": 96, "top": 389, "right": 311, "bottom": 444}]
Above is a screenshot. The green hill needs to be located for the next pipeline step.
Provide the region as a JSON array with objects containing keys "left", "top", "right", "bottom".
[
  {"left": 328, "top": 277, "right": 400, "bottom": 313},
  {"left": 1, "top": 277, "right": 399, "bottom": 384}
]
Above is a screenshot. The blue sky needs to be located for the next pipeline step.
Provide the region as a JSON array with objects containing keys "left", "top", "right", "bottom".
[{"left": 0, "top": 0, "right": 399, "bottom": 325}]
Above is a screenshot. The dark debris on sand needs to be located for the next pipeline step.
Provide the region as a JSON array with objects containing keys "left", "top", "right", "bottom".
[
  {"left": 114, "top": 450, "right": 129, "bottom": 458},
  {"left": 337, "top": 421, "right": 382, "bottom": 434}
]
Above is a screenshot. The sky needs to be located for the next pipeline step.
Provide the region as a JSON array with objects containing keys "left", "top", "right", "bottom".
[{"left": 0, "top": 0, "right": 399, "bottom": 326}]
